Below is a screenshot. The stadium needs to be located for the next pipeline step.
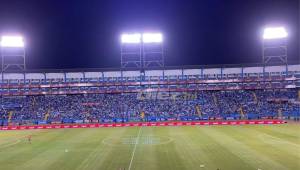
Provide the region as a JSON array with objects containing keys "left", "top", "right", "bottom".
[{"left": 0, "top": 1, "right": 300, "bottom": 170}]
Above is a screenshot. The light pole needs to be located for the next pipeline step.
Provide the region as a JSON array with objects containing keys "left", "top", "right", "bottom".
[{"left": 0, "top": 35, "right": 26, "bottom": 72}]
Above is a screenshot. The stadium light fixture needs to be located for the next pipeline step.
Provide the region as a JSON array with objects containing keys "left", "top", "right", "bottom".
[
  {"left": 121, "top": 33, "right": 142, "bottom": 44},
  {"left": 142, "top": 33, "right": 163, "bottom": 43},
  {"left": 263, "top": 27, "right": 288, "bottom": 40},
  {"left": 0, "top": 36, "right": 25, "bottom": 47}
]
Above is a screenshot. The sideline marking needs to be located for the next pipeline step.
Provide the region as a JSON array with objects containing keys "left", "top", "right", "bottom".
[{"left": 128, "top": 127, "right": 142, "bottom": 170}]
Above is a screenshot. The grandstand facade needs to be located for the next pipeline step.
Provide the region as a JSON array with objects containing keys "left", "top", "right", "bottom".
[
  {"left": 1, "top": 63, "right": 299, "bottom": 126},
  {"left": 0, "top": 64, "right": 299, "bottom": 95}
]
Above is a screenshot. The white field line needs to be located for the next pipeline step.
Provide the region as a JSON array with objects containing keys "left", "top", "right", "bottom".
[
  {"left": 128, "top": 127, "right": 142, "bottom": 170},
  {"left": 0, "top": 139, "right": 21, "bottom": 149},
  {"left": 0, "top": 133, "right": 33, "bottom": 149}
]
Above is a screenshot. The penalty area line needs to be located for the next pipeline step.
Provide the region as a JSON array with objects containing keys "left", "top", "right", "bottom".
[{"left": 128, "top": 126, "right": 142, "bottom": 170}]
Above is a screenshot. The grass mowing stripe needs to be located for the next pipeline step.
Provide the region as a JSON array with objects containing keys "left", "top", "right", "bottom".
[
  {"left": 128, "top": 126, "right": 142, "bottom": 170},
  {"left": 0, "top": 139, "right": 21, "bottom": 149},
  {"left": 21, "top": 130, "right": 92, "bottom": 170},
  {"left": 0, "top": 125, "right": 298, "bottom": 170},
  {"left": 255, "top": 125, "right": 300, "bottom": 145},
  {"left": 0, "top": 130, "right": 65, "bottom": 167},
  {"left": 0, "top": 133, "right": 33, "bottom": 149},
  {"left": 185, "top": 126, "right": 235, "bottom": 169},
  {"left": 226, "top": 125, "right": 300, "bottom": 169},
  {"left": 199, "top": 126, "right": 289, "bottom": 170},
  {"left": 75, "top": 128, "right": 128, "bottom": 170},
  {"left": 194, "top": 126, "right": 255, "bottom": 170},
  {"left": 176, "top": 127, "right": 210, "bottom": 169}
]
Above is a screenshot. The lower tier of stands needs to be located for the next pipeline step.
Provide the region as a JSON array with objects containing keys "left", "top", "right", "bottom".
[{"left": 1, "top": 89, "right": 299, "bottom": 126}]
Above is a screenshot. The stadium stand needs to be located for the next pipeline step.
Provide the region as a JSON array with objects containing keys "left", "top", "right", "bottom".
[{"left": 0, "top": 64, "right": 300, "bottom": 126}]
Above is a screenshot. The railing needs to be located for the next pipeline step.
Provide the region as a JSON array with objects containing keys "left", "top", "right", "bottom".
[
  {"left": 0, "top": 76, "right": 296, "bottom": 88},
  {"left": 0, "top": 73, "right": 298, "bottom": 96},
  {"left": 0, "top": 84, "right": 297, "bottom": 96}
]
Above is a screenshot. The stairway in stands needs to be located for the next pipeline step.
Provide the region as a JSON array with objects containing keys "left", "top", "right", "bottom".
[
  {"left": 252, "top": 91, "right": 258, "bottom": 104},
  {"left": 278, "top": 108, "right": 282, "bottom": 119},
  {"left": 195, "top": 105, "right": 202, "bottom": 117},
  {"left": 213, "top": 93, "right": 218, "bottom": 106},
  {"left": 239, "top": 107, "right": 245, "bottom": 119},
  {"left": 8, "top": 111, "right": 13, "bottom": 123}
]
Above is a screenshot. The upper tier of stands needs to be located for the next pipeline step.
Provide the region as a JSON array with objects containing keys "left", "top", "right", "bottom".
[
  {"left": 0, "top": 64, "right": 299, "bottom": 96},
  {"left": 1, "top": 64, "right": 299, "bottom": 84}
]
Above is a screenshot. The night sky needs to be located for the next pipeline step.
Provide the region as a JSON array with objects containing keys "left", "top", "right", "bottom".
[{"left": 0, "top": 0, "right": 299, "bottom": 70}]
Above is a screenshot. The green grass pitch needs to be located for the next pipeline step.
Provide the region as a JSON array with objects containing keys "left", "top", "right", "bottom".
[{"left": 0, "top": 124, "right": 299, "bottom": 170}]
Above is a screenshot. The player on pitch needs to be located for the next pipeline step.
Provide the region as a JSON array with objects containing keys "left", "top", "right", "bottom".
[{"left": 27, "top": 135, "right": 32, "bottom": 144}]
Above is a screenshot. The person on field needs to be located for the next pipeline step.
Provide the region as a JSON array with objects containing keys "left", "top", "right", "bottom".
[{"left": 27, "top": 135, "right": 32, "bottom": 144}]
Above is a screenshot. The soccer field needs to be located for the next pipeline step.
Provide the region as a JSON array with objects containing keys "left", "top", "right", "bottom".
[{"left": 0, "top": 124, "right": 299, "bottom": 170}]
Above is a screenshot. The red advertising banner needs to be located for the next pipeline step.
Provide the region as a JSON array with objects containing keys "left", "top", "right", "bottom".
[{"left": 0, "top": 120, "right": 286, "bottom": 131}]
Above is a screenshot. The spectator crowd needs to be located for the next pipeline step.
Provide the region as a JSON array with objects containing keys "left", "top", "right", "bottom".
[{"left": 0, "top": 89, "right": 299, "bottom": 125}]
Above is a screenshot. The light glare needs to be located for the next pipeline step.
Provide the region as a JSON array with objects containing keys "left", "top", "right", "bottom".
[
  {"left": 263, "top": 27, "right": 288, "bottom": 39},
  {"left": 0, "top": 36, "right": 25, "bottom": 47},
  {"left": 142, "top": 33, "right": 163, "bottom": 43},
  {"left": 121, "top": 33, "right": 141, "bottom": 43}
]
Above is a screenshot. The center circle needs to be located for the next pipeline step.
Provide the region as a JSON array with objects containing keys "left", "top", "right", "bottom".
[{"left": 102, "top": 136, "right": 173, "bottom": 146}]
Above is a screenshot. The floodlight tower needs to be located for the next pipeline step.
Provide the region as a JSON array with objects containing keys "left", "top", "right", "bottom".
[
  {"left": 0, "top": 35, "right": 26, "bottom": 72},
  {"left": 262, "top": 27, "right": 288, "bottom": 65},
  {"left": 120, "top": 33, "right": 142, "bottom": 68},
  {"left": 142, "top": 33, "right": 164, "bottom": 68}
]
